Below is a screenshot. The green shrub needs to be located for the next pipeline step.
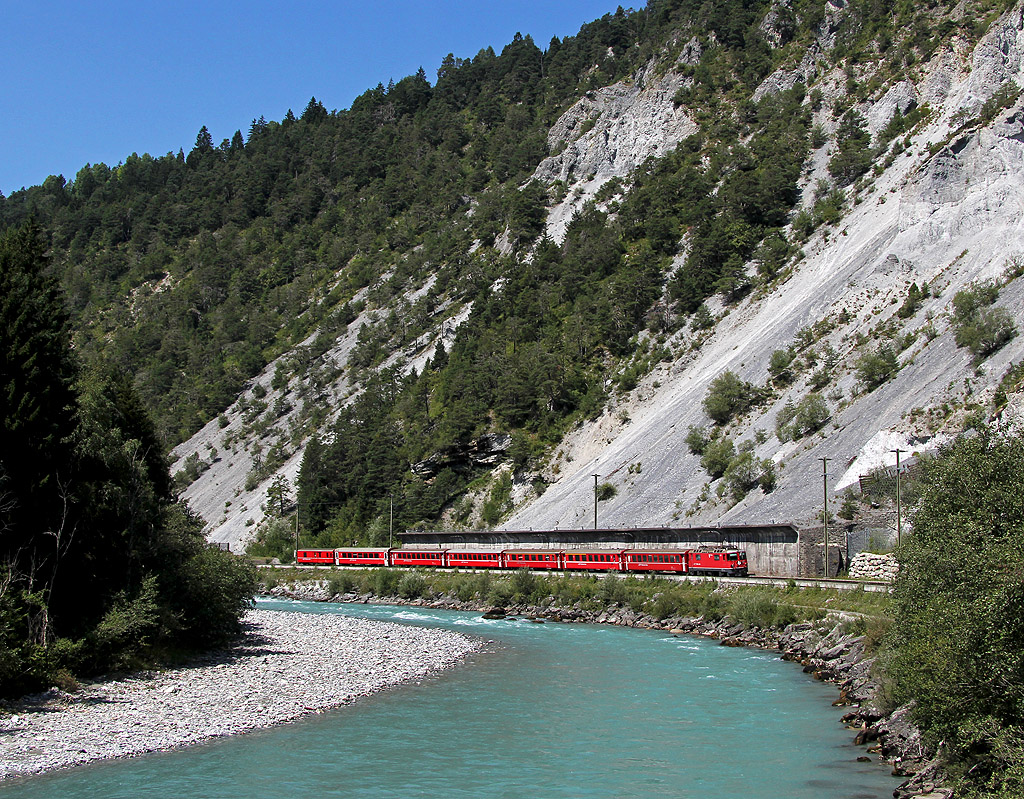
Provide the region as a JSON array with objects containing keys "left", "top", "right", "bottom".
[
  {"left": 897, "top": 282, "right": 927, "bottom": 319},
  {"left": 701, "top": 436, "right": 736, "bottom": 479},
  {"left": 327, "top": 571, "right": 356, "bottom": 595},
  {"left": 487, "top": 580, "right": 514, "bottom": 606},
  {"left": 685, "top": 424, "right": 713, "bottom": 455},
  {"left": 722, "top": 452, "right": 773, "bottom": 501},
  {"left": 955, "top": 306, "right": 1016, "bottom": 361},
  {"left": 883, "top": 428, "right": 1024, "bottom": 792},
  {"left": 768, "top": 349, "right": 795, "bottom": 385},
  {"left": 949, "top": 281, "right": 1016, "bottom": 361},
  {"left": 855, "top": 343, "right": 900, "bottom": 390},
  {"left": 371, "top": 568, "right": 401, "bottom": 597},
  {"left": 777, "top": 392, "right": 830, "bottom": 441},
  {"left": 398, "top": 571, "right": 428, "bottom": 599},
  {"left": 703, "top": 370, "right": 763, "bottom": 425},
  {"left": 509, "top": 569, "right": 540, "bottom": 602},
  {"left": 598, "top": 573, "right": 629, "bottom": 604}
]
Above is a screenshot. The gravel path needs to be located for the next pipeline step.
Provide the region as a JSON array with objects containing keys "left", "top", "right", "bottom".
[{"left": 0, "top": 608, "right": 480, "bottom": 780}]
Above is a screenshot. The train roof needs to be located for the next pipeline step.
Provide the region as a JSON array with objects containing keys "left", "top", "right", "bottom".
[
  {"left": 622, "top": 548, "right": 692, "bottom": 554},
  {"left": 502, "top": 548, "right": 565, "bottom": 554},
  {"left": 335, "top": 547, "right": 393, "bottom": 552}
]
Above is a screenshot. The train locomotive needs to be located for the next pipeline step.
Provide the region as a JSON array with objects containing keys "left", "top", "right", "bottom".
[{"left": 295, "top": 545, "right": 748, "bottom": 577}]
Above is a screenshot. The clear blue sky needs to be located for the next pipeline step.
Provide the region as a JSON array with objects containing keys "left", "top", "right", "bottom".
[{"left": 1, "top": 1, "right": 623, "bottom": 196}]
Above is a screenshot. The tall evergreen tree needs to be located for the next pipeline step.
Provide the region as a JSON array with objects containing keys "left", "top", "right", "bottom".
[{"left": 0, "top": 222, "right": 79, "bottom": 590}]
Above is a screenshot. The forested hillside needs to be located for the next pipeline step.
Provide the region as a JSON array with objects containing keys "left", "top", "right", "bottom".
[{"left": 3, "top": 0, "right": 1023, "bottom": 555}]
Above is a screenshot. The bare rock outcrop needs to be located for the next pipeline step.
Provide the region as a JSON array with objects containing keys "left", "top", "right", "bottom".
[{"left": 536, "top": 65, "right": 697, "bottom": 242}]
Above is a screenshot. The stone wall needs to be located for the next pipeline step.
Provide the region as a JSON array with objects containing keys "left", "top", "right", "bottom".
[{"left": 848, "top": 552, "right": 899, "bottom": 581}]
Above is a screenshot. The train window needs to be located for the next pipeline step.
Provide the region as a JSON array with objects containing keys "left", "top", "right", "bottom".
[
  {"left": 728, "top": 553, "right": 737, "bottom": 560},
  {"left": 714, "top": 554, "right": 721, "bottom": 560}
]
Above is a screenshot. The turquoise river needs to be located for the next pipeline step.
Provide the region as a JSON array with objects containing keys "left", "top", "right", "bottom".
[{"left": 1, "top": 599, "right": 900, "bottom": 798}]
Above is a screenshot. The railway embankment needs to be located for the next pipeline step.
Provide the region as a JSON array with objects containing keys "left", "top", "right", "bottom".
[
  {"left": 267, "top": 578, "right": 944, "bottom": 799},
  {"left": 0, "top": 608, "right": 478, "bottom": 781}
]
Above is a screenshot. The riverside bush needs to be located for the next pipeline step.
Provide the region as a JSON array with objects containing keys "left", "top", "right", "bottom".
[
  {"left": 327, "top": 571, "right": 356, "bottom": 595},
  {"left": 729, "top": 589, "right": 799, "bottom": 629},
  {"left": 883, "top": 428, "right": 1024, "bottom": 793},
  {"left": 509, "top": 569, "right": 541, "bottom": 602},
  {"left": 398, "top": 571, "right": 428, "bottom": 600},
  {"left": 371, "top": 568, "right": 401, "bottom": 597}
]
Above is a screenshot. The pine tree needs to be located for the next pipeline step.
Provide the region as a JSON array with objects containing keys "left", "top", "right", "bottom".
[{"left": 0, "top": 222, "right": 79, "bottom": 582}]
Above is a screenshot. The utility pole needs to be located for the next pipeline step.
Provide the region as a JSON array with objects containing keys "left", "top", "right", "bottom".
[
  {"left": 389, "top": 495, "right": 394, "bottom": 549},
  {"left": 819, "top": 457, "right": 831, "bottom": 578},
  {"left": 294, "top": 502, "right": 299, "bottom": 555},
  {"left": 891, "top": 448, "right": 905, "bottom": 548},
  {"left": 593, "top": 474, "right": 600, "bottom": 530}
]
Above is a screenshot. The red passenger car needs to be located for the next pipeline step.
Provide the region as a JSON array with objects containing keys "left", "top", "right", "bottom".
[
  {"left": 335, "top": 548, "right": 391, "bottom": 566},
  {"left": 503, "top": 549, "right": 562, "bottom": 569},
  {"left": 390, "top": 549, "right": 447, "bottom": 567},
  {"left": 687, "top": 548, "right": 748, "bottom": 576},
  {"left": 295, "top": 549, "right": 337, "bottom": 565},
  {"left": 623, "top": 549, "right": 687, "bottom": 574},
  {"left": 563, "top": 550, "right": 624, "bottom": 571},
  {"left": 446, "top": 550, "right": 503, "bottom": 569}
]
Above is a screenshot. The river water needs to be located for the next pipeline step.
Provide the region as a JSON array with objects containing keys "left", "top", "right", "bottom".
[{"left": 2, "top": 599, "right": 898, "bottom": 798}]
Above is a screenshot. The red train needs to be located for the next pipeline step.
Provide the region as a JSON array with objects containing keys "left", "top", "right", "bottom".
[{"left": 295, "top": 546, "right": 748, "bottom": 577}]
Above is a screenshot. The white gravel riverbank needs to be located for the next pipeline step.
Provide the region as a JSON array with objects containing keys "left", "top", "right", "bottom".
[{"left": 0, "top": 607, "right": 480, "bottom": 781}]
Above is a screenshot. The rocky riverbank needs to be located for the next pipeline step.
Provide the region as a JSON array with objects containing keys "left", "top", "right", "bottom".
[
  {"left": 268, "top": 579, "right": 946, "bottom": 799},
  {"left": 0, "top": 607, "right": 479, "bottom": 781}
]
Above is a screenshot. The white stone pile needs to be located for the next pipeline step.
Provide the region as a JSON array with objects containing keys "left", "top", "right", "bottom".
[
  {"left": 849, "top": 552, "right": 899, "bottom": 581},
  {"left": 0, "top": 608, "right": 480, "bottom": 780}
]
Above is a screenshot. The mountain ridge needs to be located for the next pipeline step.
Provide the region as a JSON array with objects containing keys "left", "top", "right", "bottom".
[{"left": 4, "top": 0, "right": 1022, "bottom": 551}]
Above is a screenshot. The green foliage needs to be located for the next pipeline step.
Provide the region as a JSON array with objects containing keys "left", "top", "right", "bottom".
[
  {"left": 244, "top": 517, "right": 297, "bottom": 562},
  {"left": 994, "top": 361, "right": 1024, "bottom": 412},
  {"left": 837, "top": 489, "right": 859, "bottom": 520},
  {"left": 775, "top": 393, "right": 830, "bottom": 441},
  {"left": 371, "top": 568, "right": 402, "bottom": 597},
  {"left": 729, "top": 589, "right": 798, "bottom": 629},
  {"left": 828, "top": 110, "right": 874, "bottom": 186},
  {"left": 951, "top": 281, "right": 1016, "bottom": 362},
  {"left": 0, "top": 222, "right": 79, "bottom": 587},
  {"left": 701, "top": 436, "right": 736, "bottom": 479},
  {"left": 0, "top": 226, "right": 256, "bottom": 694},
  {"left": 855, "top": 343, "right": 900, "bottom": 391},
  {"left": 897, "top": 282, "right": 927, "bottom": 319},
  {"left": 721, "top": 451, "right": 772, "bottom": 501},
  {"left": 684, "top": 424, "right": 713, "bottom": 455},
  {"left": 596, "top": 482, "right": 617, "bottom": 501},
  {"left": 88, "top": 577, "right": 162, "bottom": 670},
  {"left": 702, "top": 370, "right": 765, "bottom": 425},
  {"left": 979, "top": 83, "right": 1022, "bottom": 125},
  {"left": 265, "top": 474, "right": 292, "bottom": 518},
  {"left": 883, "top": 429, "right": 1024, "bottom": 794},
  {"left": 397, "top": 571, "right": 429, "bottom": 600},
  {"left": 768, "top": 348, "right": 795, "bottom": 385},
  {"left": 509, "top": 569, "right": 541, "bottom": 602},
  {"left": 481, "top": 472, "right": 514, "bottom": 528},
  {"left": 664, "top": 86, "right": 811, "bottom": 311}
]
